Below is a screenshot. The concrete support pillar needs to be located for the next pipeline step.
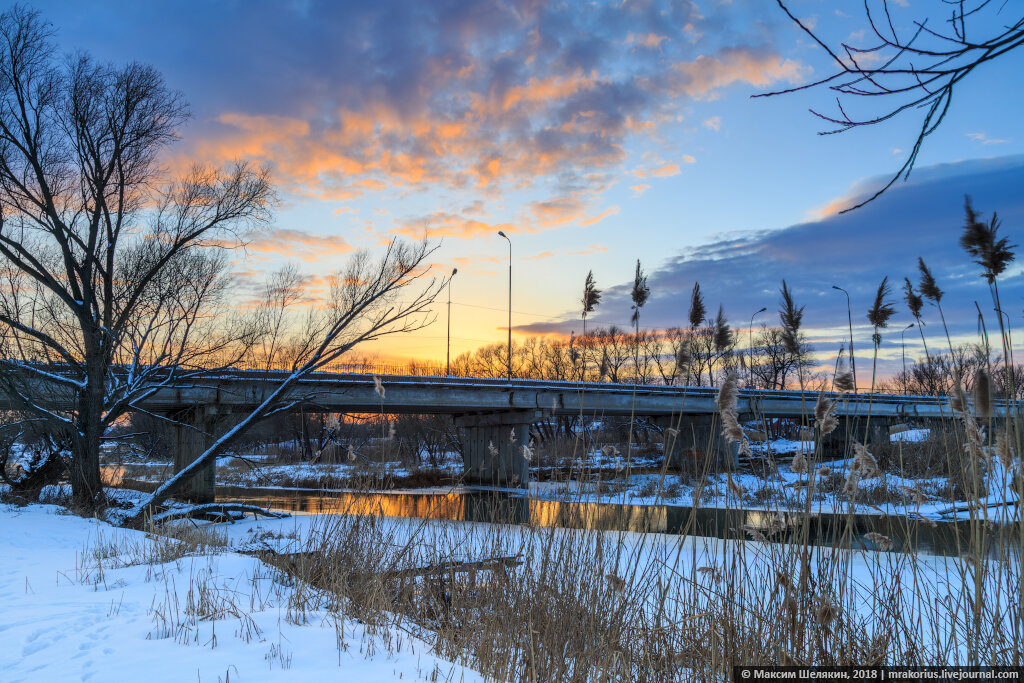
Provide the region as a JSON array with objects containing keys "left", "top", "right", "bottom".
[
  {"left": 657, "top": 415, "right": 738, "bottom": 469},
  {"left": 455, "top": 410, "right": 542, "bottom": 487},
  {"left": 170, "top": 405, "right": 221, "bottom": 503}
]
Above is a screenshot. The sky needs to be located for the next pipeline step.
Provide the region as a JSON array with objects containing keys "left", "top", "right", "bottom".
[{"left": 30, "top": 0, "right": 1024, "bottom": 376}]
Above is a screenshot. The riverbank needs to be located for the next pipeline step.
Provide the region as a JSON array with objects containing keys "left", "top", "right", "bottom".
[
  {"left": 4, "top": 483, "right": 1020, "bottom": 679},
  {"left": 0, "top": 501, "right": 482, "bottom": 682}
]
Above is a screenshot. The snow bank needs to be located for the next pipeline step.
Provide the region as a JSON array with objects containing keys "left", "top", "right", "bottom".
[{"left": 0, "top": 503, "right": 481, "bottom": 682}]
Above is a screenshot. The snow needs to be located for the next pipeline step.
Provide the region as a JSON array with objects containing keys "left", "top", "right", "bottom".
[{"left": 0, "top": 503, "right": 483, "bottom": 682}]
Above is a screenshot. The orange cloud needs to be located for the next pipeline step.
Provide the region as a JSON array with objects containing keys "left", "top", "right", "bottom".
[
  {"left": 579, "top": 206, "right": 619, "bottom": 227},
  {"left": 239, "top": 229, "right": 353, "bottom": 262},
  {"left": 570, "top": 244, "right": 608, "bottom": 256},
  {"left": 667, "top": 47, "right": 809, "bottom": 100},
  {"left": 393, "top": 212, "right": 518, "bottom": 240},
  {"left": 528, "top": 196, "right": 586, "bottom": 228},
  {"left": 651, "top": 163, "right": 681, "bottom": 177},
  {"left": 682, "top": 155, "right": 696, "bottom": 164},
  {"left": 525, "top": 251, "right": 555, "bottom": 261},
  {"left": 630, "top": 184, "right": 651, "bottom": 196}
]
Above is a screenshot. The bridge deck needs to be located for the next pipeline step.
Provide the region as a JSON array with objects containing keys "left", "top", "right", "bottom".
[{"left": 122, "top": 372, "right": 976, "bottom": 419}]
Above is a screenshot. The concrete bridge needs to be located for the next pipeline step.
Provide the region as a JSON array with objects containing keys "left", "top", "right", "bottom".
[{"left": 2, "top": 370, "right": 991, "bottom": 500}]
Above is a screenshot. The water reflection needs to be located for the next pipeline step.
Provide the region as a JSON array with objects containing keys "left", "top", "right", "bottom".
[
  {"left": 214, "top": 485, "right": 992, "bottom": 557},
  {"left": 100, "top": 465, "right": 1002, "bottom": 557}
]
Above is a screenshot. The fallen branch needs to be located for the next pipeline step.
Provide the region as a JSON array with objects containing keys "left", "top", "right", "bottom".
[{"left": 150, "top": 503, "right": 288, "bottom": 526}]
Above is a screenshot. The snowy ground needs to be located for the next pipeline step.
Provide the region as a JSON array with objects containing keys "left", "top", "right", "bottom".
[
  {"left": 6, "top": 492, "right": 1011, "bottom": 677},
  {"left": 0, "top": 503, "right": 483, "bottom": 683}
]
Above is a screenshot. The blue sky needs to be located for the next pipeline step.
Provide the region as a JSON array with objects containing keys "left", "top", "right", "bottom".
[{"left": 31, "top": 0, "right": 1024, "bottom": 373}]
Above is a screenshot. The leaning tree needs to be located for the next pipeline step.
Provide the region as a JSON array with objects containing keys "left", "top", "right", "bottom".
[{"left": 0, "top": 7, "right": 444, "bottom": 515}]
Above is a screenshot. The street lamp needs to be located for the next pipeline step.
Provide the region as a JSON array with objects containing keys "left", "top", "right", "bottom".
[
  {"left": 900, "top": 323, "right": 915, "bottom": 394},
  {"left": 497, "top": 231, "right": 511, "bottom": 380},
  {"left": 446, "top": 268, "right": 457, "bottom": 377},
  {"left": 832, "top": 285, "right": 857, "bottom": 392},
  {"left": 749, "top": 306, "right": 766, "bottom": 388}
]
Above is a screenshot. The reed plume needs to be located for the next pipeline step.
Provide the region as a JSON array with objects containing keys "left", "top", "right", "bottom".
[
  {"left": 960, "top": 196, "right": 1016, "bottom": 285},
  {"left": 373, "top": 375, "right": 386, "bottom": 399},
  {"left": 689, "top": 282, "right": 706, "bottom": 329},
  {"left": 867, "top": 277, "right": 896, "bottom": 332},
  {"left": 778, "top": 279, "right": 804, "bottom": 356},
  {"left": 996, "top": 433, "right": 1015, "bottom": 469},
  {"left": 918, "top": 256, "right": 957, "bottom": 358},
  {"left": 917, "top": 257, "right": 943, "bottom": 303},
  {"left": 582, "top": 270, "right": 601, "bottom": 316},
  {"left": 973, "top": 368, "right": 992, "bottom": 419},
  {"left": 815, "top": 393, "right": 838, "bottom": 435},
  {"left": 717, "top": 371, "right": 750, "bottom": 456},
  {"left": 629, "top": 259, "right": 650, "bottom": 327},
  {"left": 790, "top": 448, "right": 807, "bottom": 474},
  {"left": 864, "top": 532, "right": 894, "bottom": 552},
  {"left": 899, "top": 484, "right": 928, "bottom": 506},
  {"left": 815, "top": 594, "right": 837, "bottom": 629},
  {"left": 903, "top": 277, "right": 924, "bottom": 321},
  {"left": 713, "top": 306, "right": 732, "bottom": 352},
  {"left": 676, "top": 342, "right": 692, "bottom": 373},
  {"left": 834, "top": 371, "right": 855, "bottom": 393},
  {"left": 851, "top": 442, "right": 880, "bottom": 479}
]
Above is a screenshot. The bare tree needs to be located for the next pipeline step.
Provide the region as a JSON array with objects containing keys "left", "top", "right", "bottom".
[
  {"left": 764, "top": 1, "right": 1024, "bottom": 210},
  {"left": 0, "top": 7, "right": 273, "bottom": 511},
  {"left": 750, "top": 325, "right": 813, "bottom": 390}
]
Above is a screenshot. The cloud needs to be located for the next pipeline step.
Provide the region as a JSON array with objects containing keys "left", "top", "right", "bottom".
[
  {"left": 515, "top": 156, "right": 1024, "bottom": 376},
  {"left": 579, "top": 206, "right": 619, "bottom": 227},
  {"left": 682, "top": 154, "right": 696, "bottom": 164},
  {"left": 525, "top": 251, "right": 555, "bottom": 261},
  {"left": 626, "top": 32, "right": 669, "bottom": 49},
  {"left": 702, "top": 116, "right": 721, "bottom": 131},
  {"left": 664, "top": 47, "right": 810, "bottom": 101},
  {"left": 570, "top": 244, "right": 609, "bottom": 256},
  {"left": 967, "top": 132, "right": 1010, "bottom": 145},
  {"left": 111, "top": 1, "right": 810, "bottom": 234},
  {"left": 393, "top": 212, "right": 518, "bottom": 239},
  {"left": 241, "top": 228, "right": 353, "bottom": 261},
  {"left": 630, "top": 184, "right": 651, "bottom": 196},
  {"left": 650, "top": 163, "right": 681, "bottom": 178}
]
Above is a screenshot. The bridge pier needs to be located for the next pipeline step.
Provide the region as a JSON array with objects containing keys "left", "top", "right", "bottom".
[
  {"left": 169, "top": 405, "right": 233, "bottom": 503},
  {"left": 657, "top": 415, "right": 739, "bottom": 470},
  {"left": 455, "top": 410, "right": 542, "bottom": 487}
]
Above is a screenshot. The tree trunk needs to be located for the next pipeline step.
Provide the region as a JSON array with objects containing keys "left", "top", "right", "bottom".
[{"left": 71, "top": 370, "right": 104, "bottom": 512}]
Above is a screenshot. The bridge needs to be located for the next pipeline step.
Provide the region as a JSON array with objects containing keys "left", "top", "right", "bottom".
[{"left": 3, "top": 370, "right": 987, "bottom": 500}]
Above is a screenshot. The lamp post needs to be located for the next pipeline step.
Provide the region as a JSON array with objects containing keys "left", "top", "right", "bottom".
[
  {"left": 832, "top": 285, "right": 857, "bottom": 392},
  {"left": 749, "top": 306, "right": 766, "bottom": 388},
  {"left": 900, "top": 322, "right": 914, "bottom": 394},
  {"left": 446, "top": 268, "right": 457, "bottom": 377},
  {"left": 497, "top": 231, "right": 512, "bottom": 380}
]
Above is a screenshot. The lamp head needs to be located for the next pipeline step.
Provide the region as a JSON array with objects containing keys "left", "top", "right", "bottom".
[
  {"left": 452, "top": 268, "right": 458, "bottom": 276},
  {"left": 497, "top": 231, "right": 507, "bottom": 238},
  {"left": 831, "top": 285, "right": 842, "bottom": 291}
]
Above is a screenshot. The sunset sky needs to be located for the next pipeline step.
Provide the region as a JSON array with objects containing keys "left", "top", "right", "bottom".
[{"left": 34, "top": 0, "right": 1024, "bottom": 376}]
